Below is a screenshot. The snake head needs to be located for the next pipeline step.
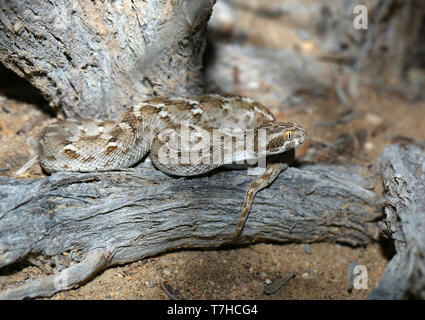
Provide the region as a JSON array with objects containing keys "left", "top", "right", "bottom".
[{"left": 259, "top": 121, "right": 309, "bottom": 155}]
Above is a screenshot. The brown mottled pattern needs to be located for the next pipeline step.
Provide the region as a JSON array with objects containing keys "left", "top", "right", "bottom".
[
  {"left": 63, "top": 149, "right": 80, "bottom": 159},
  {"left": 81, "top": 156, "right": 95, "bottom": 163},
  {"left": 105, "top": 145, "right": 118, "bottom": 154},
  {"left": 39, "top": 95, "right": 308, "bottom": 238}
]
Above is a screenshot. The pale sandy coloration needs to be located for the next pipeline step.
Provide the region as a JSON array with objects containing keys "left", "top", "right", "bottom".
[{"left": 38, "top": 95, "right": 308, "bottom": 237}]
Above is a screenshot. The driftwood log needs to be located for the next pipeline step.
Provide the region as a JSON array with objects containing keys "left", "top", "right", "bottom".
[
  {"left": 368, "top": 144, "right": 425, "bottom": 299},
  {"left": 0, "top": 163, "right": 381, "bottom": 299}
]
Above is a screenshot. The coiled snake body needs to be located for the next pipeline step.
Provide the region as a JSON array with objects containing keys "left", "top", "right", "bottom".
[{"left": 39, "top": 95, "right": 308, "bottom": 238}]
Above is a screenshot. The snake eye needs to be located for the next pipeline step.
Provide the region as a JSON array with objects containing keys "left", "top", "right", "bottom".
[{"left": 284, "top": 130, "right": 294, "bottom": 140}]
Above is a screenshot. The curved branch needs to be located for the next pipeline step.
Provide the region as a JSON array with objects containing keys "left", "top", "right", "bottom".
[{"left": 0, "top": 163, "right": 381, "bottom": 299}]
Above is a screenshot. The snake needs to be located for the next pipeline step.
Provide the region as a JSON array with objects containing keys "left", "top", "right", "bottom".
[{"left": 39, "top": 94, "right": 308, "bottom": 238}]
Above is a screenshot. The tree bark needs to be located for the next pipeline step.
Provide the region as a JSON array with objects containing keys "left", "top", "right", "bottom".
[
  {"left": 355, "top": 0, "right": 425, "bottom": 85},
  {"left": 0, "top": 163, "right": 381, "bottom": 299},
  {"left": 0, "top": 0, "right": 215, "bottom": 119},
  {"left": 316, "top": 0, "right": 425, "bottom": 89},
  {"left": 368, "top": 144, "right": 425, "bottom": 299}
]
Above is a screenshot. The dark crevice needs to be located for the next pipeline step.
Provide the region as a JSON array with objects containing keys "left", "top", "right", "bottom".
[
  {"left": 0, "top": 62, "right": 54, "bottom": 116},
  {"left": 379, "top": 235, "right": 397, "bottom": 261}
]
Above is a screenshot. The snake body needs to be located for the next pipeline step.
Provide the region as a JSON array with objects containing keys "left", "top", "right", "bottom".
[{"left": 39, "top": 94, "right": 308, "bottom": 237}]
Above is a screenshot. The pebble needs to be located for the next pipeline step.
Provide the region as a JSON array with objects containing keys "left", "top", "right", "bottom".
[
  {"left": 259, "top": 272, "right": 267, "bottom": 279},
  {"left": 301, "top": 272, "right": 309, "bottom": 279},
  {"left": 365, "top": 142, "right": 374, "bottom": 150},
  {"left": 263, "top": 272, "right": 296, "bottom": 295},
  {"left": 304, "top": 244, "right": 312, "bottom": 255},
  {"left": 365, "top": 113, "right": 383, "bottom": 126},
  {"left": 264, "top": 279, "right": 272, "bottom": 285}
]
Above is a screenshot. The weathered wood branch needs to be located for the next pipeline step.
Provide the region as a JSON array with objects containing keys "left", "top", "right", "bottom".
[
  {"left": 368, "top": 144, "right": 425, "bottom": 299},
  {"left": 356, "top": 0, "right": 425, "bottom": 84},
  {"left": 0, "top": 0, "right": 215, "bottom": 119},
  {"left": 0, "top": 163, "right": 381, "bottom": 299}
]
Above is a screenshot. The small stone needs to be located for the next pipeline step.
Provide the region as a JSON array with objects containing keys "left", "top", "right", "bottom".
[
  {"left": 365, "top": 113, "right": 383, "bottom": 126},
  {"left": 264, "top": 272, "right": 296, "bottom": 295},
  {"left": 365, "top": 142, "right": 374, "bottom": 150},
  {"left": 259, "top": 272, "right": 267, "bottom": 279},
  {"left": 264, "top": 279, "right": 272, "bottom": 285},
  {"left": 304, "top": 244, "right": 312, "bottom": 255},
  {"left": 301, "top": 272, "right": 309, "bottom": 279}
]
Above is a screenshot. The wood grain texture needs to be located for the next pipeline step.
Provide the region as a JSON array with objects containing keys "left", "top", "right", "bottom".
[
  {"left": 0, "top": 0, "right": 215, "bottom": 119},
  {"left": 368, "top": 144, "right": 425, "bottom": 299},
  {"left": 355, "top": 0, "right": 425, "bottom": 84},
  {"left": 0, "top": 163, "right": 380, "bottom": 299}
]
